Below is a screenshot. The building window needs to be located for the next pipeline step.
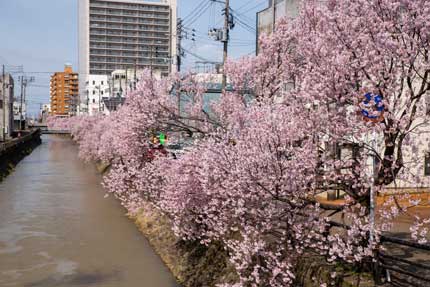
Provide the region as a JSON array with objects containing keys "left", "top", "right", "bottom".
[
  {"left": 101, "top": 81, "right": 104, "bottom": 85},
  {"left": 93, "top": 80, "right": 96, "bottom": 85},
  {"left": 101, "top": 91, "right": 104, "bottom": 95},
  {"left": 93, "top": 90, "right": 96, "bottom": 95},
  {"left": 93, "top": 99, "right": 95, "bottom": 103},
  {"left": 425, "top": 153, "right": 430, "bottom": 176}
]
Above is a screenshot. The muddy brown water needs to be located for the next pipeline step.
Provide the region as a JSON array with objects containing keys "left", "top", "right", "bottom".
[{"left": 0, "top": 135, "right": 179, "bottom": 287}]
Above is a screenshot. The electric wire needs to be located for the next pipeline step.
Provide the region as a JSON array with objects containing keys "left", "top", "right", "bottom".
[
  {"left": 183, "top": 1, "right": 212, "bottom": 27},
  {"left": 240, "top": 0, "right": 268, "bottom": 14},
  {"left": 235, "top": 0, "right": 267, "bottom": 13},
  {"left": 181, "top": 47, "right": 217, "bottom": 63},
  {"left": 181, "top": 0, "right": 208, "bottom": 22}
]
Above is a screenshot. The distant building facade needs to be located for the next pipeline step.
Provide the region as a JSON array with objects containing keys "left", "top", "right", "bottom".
[
  {"left": 13, "top": 101, "right": 26, "bottom": 131},
  {"left": 0, "top": 74, "right": 14, "bottom": 140},
  {"left": 50, "top": 64, "right": 79, "bottom": 116},
  {"left": 85, "top": 75, "right": 110, "bottom": 115},
  {"left": 40, "top": 104, "right": 50, "bottom": 123},
  {"left": 78, "top": 0, "right": 178, "bottom": 104},
  {"left": 256, "top": 0, "right": 300, "bottom": 53}
]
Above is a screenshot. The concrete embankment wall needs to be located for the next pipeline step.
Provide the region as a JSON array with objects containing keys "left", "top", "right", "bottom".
[{"left": 0, "top": 129, "right": 42, "bottom": 181}]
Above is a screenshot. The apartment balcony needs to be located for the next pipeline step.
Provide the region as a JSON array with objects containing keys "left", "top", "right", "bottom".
[
  {"left": 90, "top": 32, "right": 170, "bottom": 45},
  {"left": 89, "top": 2, "right": 169, "bottom": 13},
  {"left": 90, "top": 65, "right": 168, "bottom": 75},
  {"left": 89, "top": 10, "right": 169, "bottom": 20},
  {"left": 90, "top": 61, "right": 170, "bottom": 67},
  {"left": 89, "top": 38, "right": 169, "bottom": 46},
  {"left": 90, "top": 54, "right": 170, "bottom": 61},
  {"left": 90, "top": 22, "right": 169, "bottom": 30},
  {"left": 89, "top": 16, "right": 169, "bottom": 26},
  {"left": 89, "top": 24, "right": 169, "bottom": 33},
  {"left": 89, "top": 45, "right": 168, "bottom": 54},
  {"left": 89, "top": 31, "right": 170, "bottom": 41},
  {"left": 90, "top": 28, "right": 170, "bottom": 40},
  {"left": 89, "top": 5, "right": 169, "bottom": 15}
]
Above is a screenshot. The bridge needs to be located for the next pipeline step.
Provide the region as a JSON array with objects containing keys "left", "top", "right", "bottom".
[{"left": 28, "top": 123, "right": 70, "bottom": 135}]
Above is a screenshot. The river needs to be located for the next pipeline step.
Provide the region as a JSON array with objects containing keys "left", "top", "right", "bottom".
[{"left": 0, "top": 135, "right": 178, "bottom": 287}]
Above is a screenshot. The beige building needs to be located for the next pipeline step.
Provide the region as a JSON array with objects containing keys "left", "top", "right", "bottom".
[{"left": 256, "top": 0, "right": 301, "bottom": 53}]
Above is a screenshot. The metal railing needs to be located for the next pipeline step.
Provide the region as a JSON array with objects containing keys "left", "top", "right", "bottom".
[
  {"left": 89, "top": 2, "right": 169, "bottom": 13},
  {"left": 377, "top": 235, "right": 430, "bottom": 286}
]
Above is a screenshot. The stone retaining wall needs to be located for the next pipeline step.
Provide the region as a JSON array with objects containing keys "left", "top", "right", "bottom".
[{"left": 0, "top": 129, "right": 42, "bottom": 182}]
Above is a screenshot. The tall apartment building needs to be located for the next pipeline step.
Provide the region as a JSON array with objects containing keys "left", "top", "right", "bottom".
[
  {"left": 50, "top": 64, "right": 79, "bottom": 116},
  {"left": 78, "top": 0, "right": 177, "bottom": 102}
]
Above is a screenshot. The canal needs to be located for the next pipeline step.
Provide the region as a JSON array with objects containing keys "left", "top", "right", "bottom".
[{"left": 0, "top": 135, "right": 178, "bottom": 287}]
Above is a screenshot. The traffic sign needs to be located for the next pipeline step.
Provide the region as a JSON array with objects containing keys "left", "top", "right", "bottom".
[{"left": 361, "top": 93, "right": 384, "bottom": 122}]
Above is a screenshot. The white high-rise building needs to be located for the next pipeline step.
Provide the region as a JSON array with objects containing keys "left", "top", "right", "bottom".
[{"left": 78, "top": 0, "right": 178, "bottom": 102}]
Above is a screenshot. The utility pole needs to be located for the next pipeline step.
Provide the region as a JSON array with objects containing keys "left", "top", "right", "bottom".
[
  {"left": 97, "top": 86, "right": 101, "bottom": 113},
  {"left": 177, "top": 18, "right": 183, "bottom": 72},
  {"left": 119, "top": 74, "right": 123, "bottom": 97},
  {"left": 18, "top": 76, "right": 33, "bottom": 130},
  {"left": 150, "top": 46, "right": 154, "bottom": 77},
  {"left": 222, "top": 0, "right": 230, "bottom": 90},
  {"left": 19, "top": 76, "right": 24, "bottom": 131},
  {"left": 134, "top": 59, "right": 137, "bottom": 90},
  {"left": 125, "top": 70, "right": 127, "bottom": 95},
  {"left": 209, "top": 0, "right": 232, "bottom": 89},
  {"left": 2, "top": 65, "right": 5, "bottom": 141}
]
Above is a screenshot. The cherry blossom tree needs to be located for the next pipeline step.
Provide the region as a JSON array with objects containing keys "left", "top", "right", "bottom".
[{"left": 56, "top": 0, "right": 430, "bottom": 285}]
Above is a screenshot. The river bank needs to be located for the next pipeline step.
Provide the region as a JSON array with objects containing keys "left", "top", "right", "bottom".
[
  {"left": 0, "top": 129, "right": 41, "bottom": 182},
  {"left": 93, "top": 165, "right": 376, "bottom": 287},
  {"left": 131, "top": 204, "right": 376, "bottom": 287},
  {"left": 93, "top": 161, "right": 238, "bottom": 286}
]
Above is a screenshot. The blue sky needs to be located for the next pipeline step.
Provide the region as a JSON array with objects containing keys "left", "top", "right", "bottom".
[{"left": 0, "top": 0, "right": 268, "bottom": 115}]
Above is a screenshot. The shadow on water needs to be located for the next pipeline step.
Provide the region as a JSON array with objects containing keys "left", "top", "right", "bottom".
[{"left": 25, "top": 269, "right": 122, "bottom": 287}]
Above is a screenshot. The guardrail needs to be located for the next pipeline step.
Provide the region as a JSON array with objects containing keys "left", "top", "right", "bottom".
[
  {"left": 377, "top": 235, "right": 430, "bottom": 286},
  {"left": 325, "top": 214, "right": 430, "bottom": 286}
]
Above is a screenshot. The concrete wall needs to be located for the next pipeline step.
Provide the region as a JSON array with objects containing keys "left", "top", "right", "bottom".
[
  {"left": 0, "top": 74, "right": 14, "bottom": 140},
  {"left": 0, "top": 129, "right": 41, "bottom": 181},
  {"left": 256, "top": 0, "right": 301, "bottom": 53}
]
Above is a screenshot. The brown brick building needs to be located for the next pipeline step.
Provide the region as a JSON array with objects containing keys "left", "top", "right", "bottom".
[{"left": 50, "top": 64, "right": 79, "bottom": 116}]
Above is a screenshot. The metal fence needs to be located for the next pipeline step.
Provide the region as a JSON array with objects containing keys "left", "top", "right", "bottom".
[{"left": 377, "top": 235, "right": 430, "bottom": 286}]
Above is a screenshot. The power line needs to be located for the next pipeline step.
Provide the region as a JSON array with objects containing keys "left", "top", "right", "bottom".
[
  {"left": 240, "top": 0, "right": 268, "bottom": 14},
  {"left": 235, "top": 17, "right": 256, "bottom": 35},
  {"left": 229, "top": 8, "right": 257, "bottom": 34},
  {"left": 182, "top": 0, "right": 208, "bottom": 22},
  {"left": 230, "top": 9, "right": 255, "bottom": 26},
  {"left": 181, "top": 47, "right": 217, "bottom": 63},
  {"left": 235, "top": 0, "right": 266, "bottom": 13},
  {"left": 183, "top": 1, "right": 212, "bottom": 27}
]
